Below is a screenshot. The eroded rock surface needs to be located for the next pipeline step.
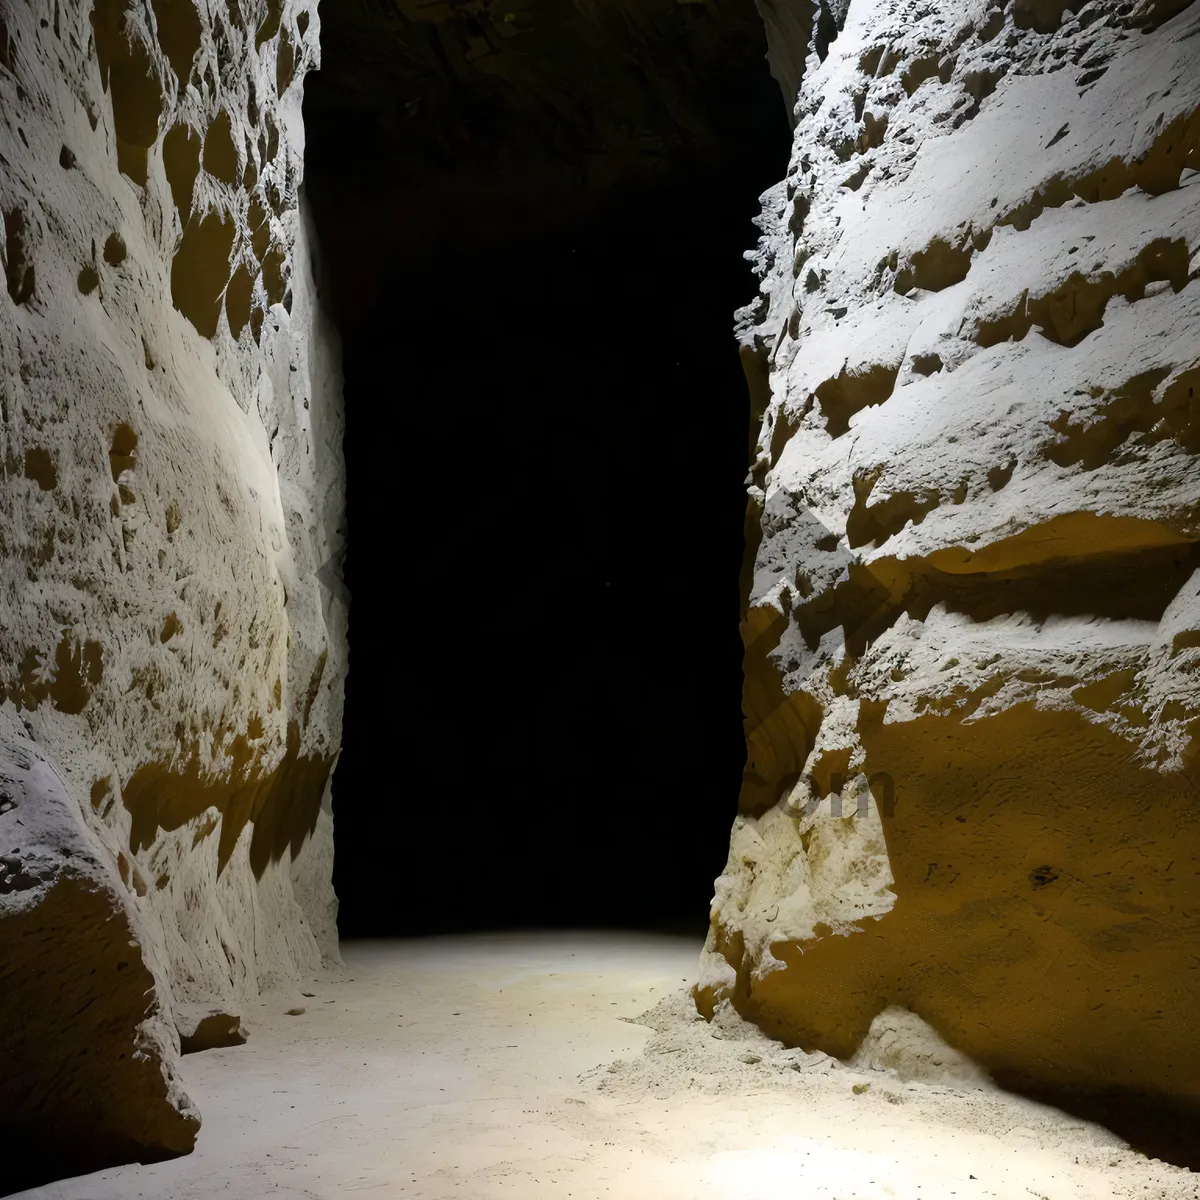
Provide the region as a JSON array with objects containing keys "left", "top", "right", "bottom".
[
  {"left": 0, "top": 0, "right": 343, "bottom": 1181},
  {"left": 702, "top": 0, "right": 1200, "bottom": 1159},
  {"left": 0, "top": 720, "right": 199, "bottom": 1189},
  {"left": 176, "top": 1004, "right": 248, "bottom": 1053}
]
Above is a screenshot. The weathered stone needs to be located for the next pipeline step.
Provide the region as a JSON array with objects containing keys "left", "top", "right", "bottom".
[
  {"left": 703, "top": 0, "right": 1200, "bottom": 1162},
  {"left": 0, "top": 0, "right": 344, "bottom": 1178},
  {"left": 0, "top": 722, "right": 198, "bottom": 1191},
  {"left": 176, "top": 1005, "right": 248, "bottom": 1054}
]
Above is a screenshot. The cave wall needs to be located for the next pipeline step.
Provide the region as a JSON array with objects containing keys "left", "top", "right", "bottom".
[
  {"left": 702, "top": 0, "right": 1200, "bottom": 1148},
  {"left": 0, "top": 0, "right": 344, "bottom": 1183}
]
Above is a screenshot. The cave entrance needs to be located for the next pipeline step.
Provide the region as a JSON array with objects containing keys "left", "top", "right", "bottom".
[{"left": 302, "top": 0, "right": 789, "bottom": 936}]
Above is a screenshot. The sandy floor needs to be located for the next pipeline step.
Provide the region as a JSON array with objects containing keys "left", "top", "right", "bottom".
[{"left": 15, "top": 934, "right": 1200, "bottom": 1199}]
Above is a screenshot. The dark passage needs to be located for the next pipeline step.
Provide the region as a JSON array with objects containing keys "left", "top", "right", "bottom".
[{"left": 303, "top": 0, "right": 788, "bottom": 936}]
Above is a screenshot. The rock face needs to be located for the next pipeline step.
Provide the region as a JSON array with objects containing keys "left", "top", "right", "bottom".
[
  {"left": 176, "top": 1004, "right": 249, "bottom": 1053},
  {"left": 0, "top": 723, "right": 200, "bottom": 1182},
  {"left": 0, "top": 0, "right": 344, "bottom": 1183},
  {"left": 701, "top": 0, "right": 1200, "bottom": 1157}
]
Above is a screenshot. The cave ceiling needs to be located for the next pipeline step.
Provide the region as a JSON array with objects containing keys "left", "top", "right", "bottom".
[{"left": 305, "top": 0, "right": 773, "bottom": 323}]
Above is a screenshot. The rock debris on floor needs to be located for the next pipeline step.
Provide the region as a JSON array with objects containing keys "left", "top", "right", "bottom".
[{"left": 15, "top": 935, "right": 1200, "bottom": 1200}]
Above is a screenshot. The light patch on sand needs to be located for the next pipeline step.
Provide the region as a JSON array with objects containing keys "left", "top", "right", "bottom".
[{"left": 15, "top": 935, "right": 1197, "bottom": 1200}]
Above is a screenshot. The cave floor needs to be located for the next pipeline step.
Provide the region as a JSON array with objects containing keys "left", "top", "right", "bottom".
[{"left": 17, "top": 933, "right": 1199, "bottom": 1199}]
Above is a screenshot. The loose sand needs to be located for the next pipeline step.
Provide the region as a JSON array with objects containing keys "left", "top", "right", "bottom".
[{"left": 15, "top": 934, "right": 1199, "bottom": 1199}]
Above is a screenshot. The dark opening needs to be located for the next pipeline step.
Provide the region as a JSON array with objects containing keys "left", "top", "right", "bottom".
[{"left": 303, "top": 2, "right": 788, "bottom": 937}]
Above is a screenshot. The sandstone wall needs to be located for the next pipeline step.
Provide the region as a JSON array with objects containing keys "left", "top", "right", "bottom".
[
  {"left": 0, "top": 0, "right": 344, "bottom": 1183},
  {"left": 703, "top": 0, "right": 1200, "bottom": 1150}
]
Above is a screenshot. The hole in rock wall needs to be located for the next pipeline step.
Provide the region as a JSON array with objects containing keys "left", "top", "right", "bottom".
[
  {"left": 3, "top": 207, "right": 35, "bottom": 305},
  {"left": 162, "top": 122, "right": 200, "bottom": 219},
  {"left": 170, "top": 210, "right": 234, "bottom": 340},
  {"left": 304, "top": 0, "right": 789, "bottom": 935},
  {"left": 90, "top": 0, "right": 166, "bottom": 185},
  {"left": 148, "top": 0, "right": 200, "bottom": 87},
  {"left": 202, "top": 109, "right": 239, "bottom": 185}
]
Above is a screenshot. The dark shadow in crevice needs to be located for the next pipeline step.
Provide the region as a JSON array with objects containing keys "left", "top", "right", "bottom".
[
  {"left": 305, "top": 51, "right": 790, "bottom": 937},
  {"left": 999, "top": 1080, "right": 1200, "bottom": 1173}
]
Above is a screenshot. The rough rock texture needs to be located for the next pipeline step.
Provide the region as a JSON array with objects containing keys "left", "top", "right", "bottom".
[
  {"left": 701, "top": 0, "right": 1200, "bottom": 1160},
  {"left": 176, "top": 1004, "right": 248, "bottom": 1053},
  {"left": 0, "top": 0, "right": 344, "bottom": 1184},
  {"left": 0, "top": 719, "right": 199, "bottom": 1183}
]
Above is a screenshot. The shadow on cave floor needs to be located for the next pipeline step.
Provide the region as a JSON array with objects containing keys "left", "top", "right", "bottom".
[{"left": 1005, "top": 1081, "right": 1200, "bottom": 1173}]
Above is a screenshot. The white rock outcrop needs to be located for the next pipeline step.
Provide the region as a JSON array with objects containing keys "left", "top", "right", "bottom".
[
  {"left": 702, "top": 0, "right": 1200, "bottom": 1133},
  {"left": 0, "top": 0, "right": 343, "bottom": 1181}
]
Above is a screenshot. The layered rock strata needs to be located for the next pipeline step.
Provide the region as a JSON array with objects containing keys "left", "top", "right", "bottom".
[
  {"left": 0, "top": 0, "right": 344, "bottom": 1183},
  {"left": 702, "top": 0, "right": 1200, "bottom": 1154}
]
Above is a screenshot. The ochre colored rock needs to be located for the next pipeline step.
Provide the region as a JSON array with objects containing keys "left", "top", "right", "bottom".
[
  {"left": 0, "top": 0, "right": 344, "bottom": 1179},
  {"left": 703, "top": 0, "right": 1200, "bottom": 1163},
  {"left": 0, "top": 726, "right": 199, "bottom": 1191}
]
